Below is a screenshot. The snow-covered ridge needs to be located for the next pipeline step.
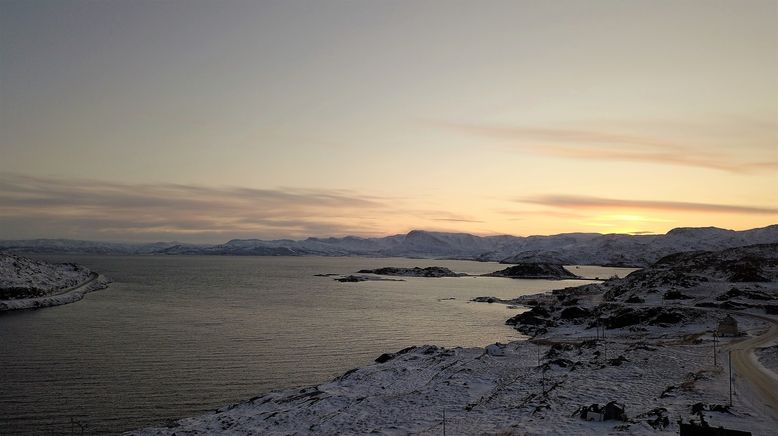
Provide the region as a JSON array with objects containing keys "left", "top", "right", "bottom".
[
  {"left": 0, "top": 253, "right": 110, "bottom": 311},
  {"left": 0, "top": 253, "right": 90, "bottom": 296},
  {"left": 2, "top": 224, "right": 777, "bottom": 267}
]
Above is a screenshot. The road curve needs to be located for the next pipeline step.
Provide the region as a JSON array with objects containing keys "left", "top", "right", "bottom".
[
  {"left": 725, "top": 312, "right": 778, "bottom": 420},
  {"left": 49, "top": 272, "right": 99, "bottom": 296},
  {"left": 0, "top": 272, "right": 106, "bottom": 312}
]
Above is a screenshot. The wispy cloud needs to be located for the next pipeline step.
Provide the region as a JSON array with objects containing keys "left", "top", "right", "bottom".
[
  {"left": 518, "top": 195, "right": 778, "bottom": 215},
  {"left": 434, "top": 122, "right": 778, "bottom": 173},
  {"left": 0, "top": 174, "right": 401, "bottom": 242}
]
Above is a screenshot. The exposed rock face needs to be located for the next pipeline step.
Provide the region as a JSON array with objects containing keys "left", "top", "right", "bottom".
[
  {"left": 598, "top": 307, "right": 699, "bottom": 329},
  {"left": 603, "top": 243, "right": 778, "bottom": 302},
  {"left": 650, "top": 243, "right": 778, "bottom": 282},
  {"left": 498, "top": 243, "right": 778, "bottom": 336},
  {"left": 484, "top": 263, "right": 580, "bottom": 280},
  {"left": 356, "top": 266, "right": 465, "bottom": 277}
]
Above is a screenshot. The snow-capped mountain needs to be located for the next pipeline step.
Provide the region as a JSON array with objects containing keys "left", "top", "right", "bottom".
[{"left": 1, "top": 225, "right": 776, "bottom": 267}]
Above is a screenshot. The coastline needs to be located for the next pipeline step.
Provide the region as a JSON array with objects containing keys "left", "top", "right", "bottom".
[
  {"left": 0, "top": 273, "right": 111, "bottom": 312},
  {"left": 126, "top": 292, "right": 778, "bottom": 436}
]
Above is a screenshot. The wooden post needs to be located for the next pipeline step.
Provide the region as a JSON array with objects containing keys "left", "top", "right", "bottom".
[{"left": 728, "top": 350, "right": 733, "bottom": 406}]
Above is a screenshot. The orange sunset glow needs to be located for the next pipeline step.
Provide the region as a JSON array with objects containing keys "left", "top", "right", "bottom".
[{"left": 1, "top": 1, "right": 775, "bottom": 242}]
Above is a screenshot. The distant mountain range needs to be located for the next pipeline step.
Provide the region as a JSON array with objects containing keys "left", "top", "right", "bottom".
[{"left": 1, "top": 225, "right": 776, "bottom": 267}]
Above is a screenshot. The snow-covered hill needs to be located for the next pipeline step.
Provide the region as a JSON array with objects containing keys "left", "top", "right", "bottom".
[
  {"left": 0, "top": 253, "right": 92, "bottom": 299},
  {"left": 2, "top": 225, "right": 776, "bottom": 267},
  {"left": 0, "top": 253, "right": 111, "bottom": 310}
]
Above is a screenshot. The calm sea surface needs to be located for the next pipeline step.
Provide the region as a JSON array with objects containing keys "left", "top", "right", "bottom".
[{"left": 0, "top": 256, "right": 633, "bottom": 434}]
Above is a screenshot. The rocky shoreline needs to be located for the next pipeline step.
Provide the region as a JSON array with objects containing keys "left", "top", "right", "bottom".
[
  {"left": 128, "top": 243, "right": 778, "bottom": 435},
  {"left": 0, "top": 273, "right": 111, "bottom": 312}
]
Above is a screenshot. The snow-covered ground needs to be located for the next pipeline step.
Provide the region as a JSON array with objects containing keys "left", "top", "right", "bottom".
[
  {"left": 127, "top": 326, "right": 775, "bottom": 435},
  {"left": 0, "top": 253, "right": 91, "bottom": 293},
  {"left": 0, "top": 253, "right": 110, "bottom": 311},
  {"left": 756, "top": 345, "right": 778, "bottom": 380},
  {"left": 3, "top": 225, "right": 777, "bottom": 266},
  {"left": 127, "top": 243, "right": 778, "bottom": 435}
]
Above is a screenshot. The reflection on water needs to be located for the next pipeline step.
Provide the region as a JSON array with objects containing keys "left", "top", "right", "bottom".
[{"left": 0, "top": 255, "right": 633, "bottom": 434}]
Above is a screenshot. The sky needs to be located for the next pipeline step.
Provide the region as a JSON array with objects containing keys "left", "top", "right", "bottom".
[{"left": 0, "top": 0, "right": 776, "bottom": 243}]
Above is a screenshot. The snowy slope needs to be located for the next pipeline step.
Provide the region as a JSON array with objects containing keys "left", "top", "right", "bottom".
[
  {"left": 127, "top": 331, "right": 774, "bottom": 435},
  {"left": 0, "top": 253, "right": 110, "bottom": 310},
  {"left": 0, "top": 253, "right": 91, "bottom": 297},
  {"left": 2, "top": 225, "right": 777, "bottom": 266}
]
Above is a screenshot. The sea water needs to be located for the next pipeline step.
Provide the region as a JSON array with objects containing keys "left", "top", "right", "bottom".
[{"left": 0, "top": 255, "right": 634, "bottom": 433}]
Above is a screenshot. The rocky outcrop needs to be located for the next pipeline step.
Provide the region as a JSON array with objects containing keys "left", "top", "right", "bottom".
[
  {"left": 484, "top": 263, "right": 580, "bottom": 280},
  {"left": 603, "top": 243, "right": 778, "bottom": 303},
  {"left": 356, "top": 266, "right": 465, "bottom": 277},
  {"left": 335, "top": 275, "right": 404, "bottom": 282}
]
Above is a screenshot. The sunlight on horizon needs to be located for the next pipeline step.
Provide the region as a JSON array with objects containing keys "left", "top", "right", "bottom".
[{"left": 0, "top": 0, "right": 775, "bottom": 241}]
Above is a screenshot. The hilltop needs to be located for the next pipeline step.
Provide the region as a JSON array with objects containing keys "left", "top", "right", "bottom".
[{"left": 2, "top": 225, "right": 777, "bottom": 267}]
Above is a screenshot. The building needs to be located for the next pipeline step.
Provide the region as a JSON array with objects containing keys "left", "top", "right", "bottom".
[{"left": 717, "top": 315, "right": 738, "bottom": 337}]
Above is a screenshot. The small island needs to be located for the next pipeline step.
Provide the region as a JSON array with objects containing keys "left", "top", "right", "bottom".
[
  {"left": 483, "top": 263, "right": 580, "bottom": 280},
  {"left": 337, "top": 263, "right": 583, "bottom": 281},
  {"left": 335, "top": 275, "right": 405, "bottom": 282},
  {"left": 0, "top": 253, "right": 110, "bottom": 311},
  {"left": 356, "top": 266, "right": 466, "bottom": 277}
]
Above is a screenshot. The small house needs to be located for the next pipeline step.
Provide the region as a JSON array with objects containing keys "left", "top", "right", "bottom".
[{"left": 718, "top": 315, "right": 738, "bottom": 337}]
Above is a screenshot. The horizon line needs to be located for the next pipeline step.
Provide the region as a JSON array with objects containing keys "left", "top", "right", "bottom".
[{"left": 1, "top": 223, "right": 776, "bottom": 246}]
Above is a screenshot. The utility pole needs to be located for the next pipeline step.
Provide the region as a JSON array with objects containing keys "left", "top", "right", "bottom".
[
  {"left": 442, "top": 409, "right": 446, "bottom": 436},
  {"left": 713, "top": 331, "right": 718, "bottom": 367},
  {"left": 729, "top": 350, "right": 733, "bottom": 407}
]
